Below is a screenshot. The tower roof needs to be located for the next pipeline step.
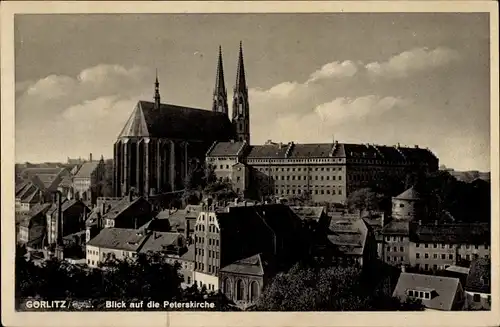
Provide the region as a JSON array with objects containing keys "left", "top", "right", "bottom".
[
  {"left": 394, "top": 187, "right": 421, "bottom": 201},
  {"left": 214, "top": 46, "right": 227, "bottom": 96},
  {"left": 234, "top": 41, "right": 247, "bottom": 93}
]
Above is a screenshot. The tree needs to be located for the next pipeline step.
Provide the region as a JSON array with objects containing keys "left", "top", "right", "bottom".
[
  {"left": 255, "top": 262, "right": 424, "bottom": 311},
  {"left": 346, "top": 188, "right": 384, "bottom": 217}
]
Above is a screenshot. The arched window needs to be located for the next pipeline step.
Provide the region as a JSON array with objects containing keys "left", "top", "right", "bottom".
[
  {"left": 250, "top": 281, "right": 259, "bottom": 302},
  {"left": 236, "top": 279, "right": 244, "bottom": 301},
  {"left": 223, "top": 277, "right": 231, "bottom": 298}
]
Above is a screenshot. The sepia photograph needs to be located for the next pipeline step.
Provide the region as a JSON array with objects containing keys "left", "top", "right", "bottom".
[{"left": 1, "top": 1, "right": 499, "bottom": 327}]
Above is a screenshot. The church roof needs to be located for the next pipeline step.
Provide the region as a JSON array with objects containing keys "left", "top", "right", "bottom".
[{"left": 117, "top": 101, "right": 233, "bottom": 141}]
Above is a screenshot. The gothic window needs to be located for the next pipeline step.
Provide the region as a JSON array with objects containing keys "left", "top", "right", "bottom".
[
  {"left": 223, "top": 278, "right": 232, "bottom": 298},
  {"left": 238, "top": 103, "right": 243, "bottom": 115},
  {"left": 236, "top": 279, "right": 244, "bottom": 301},
  {"left": 250, "top": 281, "right": 259, "bottom": 302}
]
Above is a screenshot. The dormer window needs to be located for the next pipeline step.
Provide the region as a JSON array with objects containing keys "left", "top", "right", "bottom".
[{"left": 407, "top": 289, "right": 434, "bottom": 300}]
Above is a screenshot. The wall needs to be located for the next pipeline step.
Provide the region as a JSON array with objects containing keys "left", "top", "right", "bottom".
[
  {"left": 383, "top": 235, "right": 411, "bottom": 266},
  {"left": 465, "top": 291, "right": 491, "bottom": 310},
  {"left": 220, "top": 273, "right": 263, "bottom": 306},
  {"left": 86, "top": 245, "right": 136, "bottom": 267},
  {"left": 193, "top": 271, "right": 219, "bottom": 292},
  {"left": 409, "top": 241, "right": 456, "bottom": 271}
]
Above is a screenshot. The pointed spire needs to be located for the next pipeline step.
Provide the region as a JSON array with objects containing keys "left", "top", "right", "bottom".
[
  {"left": 214, "top": 45, "right": 227, "bottom": 96},
  {"left": 154, "top": 69, "right": 161, "bottom": 109},
  {"left": 234, "top": 41, "right": 247, "bottom": 94},
  {"left": 212, "top": 46, "right": 228, "bottom": 114}
]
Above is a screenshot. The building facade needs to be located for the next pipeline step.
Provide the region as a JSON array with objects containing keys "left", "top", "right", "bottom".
[
  {"left": 207, "top": 141, "right": 439, "bottom": 204},
  {"left": 72, "top": 155, "right": 106, "bottom": 204}
]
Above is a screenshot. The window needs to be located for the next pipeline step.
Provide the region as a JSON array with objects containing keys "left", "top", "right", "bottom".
[
  {"left": 386, "top": 256, "right": 390, "bottom": 262},
  {"left": 433, "top": 264, "right": 437, "bottom": 270},
  {"left": 473, "top": 294, "right": 481, "bottom": 302},
  {"left": 425, "top": 264, "right": 429, "bottom": 270},
  {"left": 466, "top": 254, "right": 470, "bottom": 261},
  {"left": 250, "top": 281, "right": 260, "bottom": 302},
  {"left": 416, "top": 243, "right": 420, "bottom": 248},
  {"left": 441, "top": 254, "right": 446, "bottom": 259},
  {"left": 433, "top": 244, "right": 437, "bottom": 248},
  {"left": 236, "top": 279, "right": 244, "bottom": 301},
  {"left": 425, "top": 244, "right": 429, "bottom": 248},
  {"left": 399, "top": 204, "right": 404, "bottom": 208},
  {"left": 449, "top": 254, "right": 453, "bottom": 260},
  {"left": 433, "top": 254, "right": 437, "bottom": 259},
  {"left": 425, "top": 253, "right": 429, "bottom": 259},
  {"left": 416, "top": 253, "right": 420, "bottom": 259},
  {"left": 387, "top": 246, "right": 390, "bottom": 252},
  {"left": 393, "top": 247, "right": 397, "bottom": 252},
  {"left": 441, "top": 244, "right": 445, "bottom": 249}
]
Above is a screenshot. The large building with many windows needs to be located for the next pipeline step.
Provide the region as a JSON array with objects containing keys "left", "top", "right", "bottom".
[{"left": 206, "top": 140, "right": 439, "bottom": 203}]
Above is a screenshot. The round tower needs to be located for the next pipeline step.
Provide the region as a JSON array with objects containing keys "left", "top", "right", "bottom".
[{"left": 391, "top": 186, "right": 424, "bottom": 220}]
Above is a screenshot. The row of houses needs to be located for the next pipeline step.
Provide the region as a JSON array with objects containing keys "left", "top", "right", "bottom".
[
  {"left": 83, "top": 189, "right": 490, "bottom": 310},
  {"left": 15, "top": 154, "right": 107, "bottom": 215}
]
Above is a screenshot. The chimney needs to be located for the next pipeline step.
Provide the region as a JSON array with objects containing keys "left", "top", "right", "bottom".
[
  {"left": 89, "top": 153, "right": 93, "bottom": 162},
  {"left": 401, "top": 264, "right": 406, "bottom": 273}
]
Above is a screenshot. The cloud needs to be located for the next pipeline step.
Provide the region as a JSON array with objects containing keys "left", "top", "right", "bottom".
[
  {"left": 314, "top": 95, "right": 411, "bottom": 122},
  {"left": 306, "top": 60, "right": 358, "bottom": 83},
  {"left": 365, "top": 47, "right": 461, "bottom": 78},
  {"left": 15, "top": 64, "right": 153, "bottom": 162}
]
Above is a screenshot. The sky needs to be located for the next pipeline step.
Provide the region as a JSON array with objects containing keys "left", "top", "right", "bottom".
[{"left": 14, "top": 13, "right": 491, "bottom": 171}]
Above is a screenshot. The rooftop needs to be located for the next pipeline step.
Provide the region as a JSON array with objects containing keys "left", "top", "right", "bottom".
[
  {"left": 117, "top": 101, "right": 233, "bottom": 142},
  {"left": 392, "top": 272, "right": 462, "bottom": 311},
  {"left": 394, "top": 187, "right": 421, "bottom": 201},
  {"left": 409, "top": 222, "right": 490, "bottom": 245},
  {"left": 290, "top": 206, "right": 325, "bottom": 222},
  {"left": 138, "top": 232, "right": 183, "bottom": 254},
  {"left": 327, "top": 216, "right": 368, "bottom": 256},
  {"left": 73, "top": 161, "right": 100, "bottom": 179},
  {"left": 220, "top": 253, "right": 267, "bottom": 276},
  {"left": 86, "top": 228, "right": 149, "bottom": 251},
  {"left": 206, "top": 141, "right": 247, "bottom": 157}
]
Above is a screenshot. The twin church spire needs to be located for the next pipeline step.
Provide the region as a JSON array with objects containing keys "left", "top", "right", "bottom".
[
  {"left": 153, "top": 42, "right": 250, "bottom": 144},
  {"left": 213, "top": 41, "right": 250, "bottom": 143}
]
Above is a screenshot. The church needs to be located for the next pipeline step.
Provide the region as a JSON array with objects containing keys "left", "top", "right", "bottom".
[{"left": 113, "top": 42, "right": 250, "bottom": 197}]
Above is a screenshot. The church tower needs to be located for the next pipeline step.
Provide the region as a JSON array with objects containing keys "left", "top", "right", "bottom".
[
  {"left": 212, "top": 46, "right": 229, "bottom": 115},
  {"left": 154, "top": 69, "right": 161, "bottom": 110},
  {"left": 232, "top": 41, "right": 250, "bottom": 143}
]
